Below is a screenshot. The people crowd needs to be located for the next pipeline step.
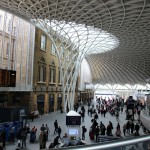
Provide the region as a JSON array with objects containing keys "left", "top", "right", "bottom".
[{"left": 0, "top": 96, "right": 149, "bottom": 150}]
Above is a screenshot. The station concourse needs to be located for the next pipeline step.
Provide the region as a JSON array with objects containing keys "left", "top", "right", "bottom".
[
  {"left": 0, "top": 0, "right": 150, "bottom": 149},
  {"left": 6, "top": 99, "right": 145, "bottom": 150}
]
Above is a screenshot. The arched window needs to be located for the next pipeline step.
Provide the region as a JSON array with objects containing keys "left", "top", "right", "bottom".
[
  {"left": 57, "top": 94, "right": 62, "bottom": 110},
  {"left": 37, "top": 94, "right": 45, "bottom": 114},
  {"left": 49, "top": 94, "right": 54, "bottom": 112},
  {"left": 38, "top": 56, "right": 46, "bottom": 82},
  {"left": 49, "top": 61, "right": 56, "bottom": 83}
]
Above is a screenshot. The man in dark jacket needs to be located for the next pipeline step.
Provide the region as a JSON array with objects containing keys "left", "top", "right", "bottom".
[
  {"left": 94, "top": 126, "right": 100, "bottom": 142},
  {"left": 130, "top": 122, "right": 134, "bottom": 134},
  {"left": 43, "top": 130, "right": 47, "bottom": 149},
  {"left": 58, "top": 126, "right": 62, "bottom": 138},
  {"left": 54, "top": 120, "right": 58, "bottom": 134},
  {"left": 82, "top": 126, "right": 87, "bottom": 140},
  {"left": 135, "top": 123, "right": 140, "bottom": 133},
  {"left": 1, "top": 128, "right": 6, "bottom": 148},
  {"left": 21, "top": 128, "right": 27, "bottom": 148}
]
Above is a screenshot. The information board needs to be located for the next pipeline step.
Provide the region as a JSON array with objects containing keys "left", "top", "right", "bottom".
[
  {"left": 66, "top": 116, "right": 81, "bottom": 125},
  {"left": 0, "top": 69, "right": 16, "bottom": 87}
]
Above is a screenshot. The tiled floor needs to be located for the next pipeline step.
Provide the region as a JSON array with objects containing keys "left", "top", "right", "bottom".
[{"left": 5, "top": 100, "right": 145, "bottom": 150}]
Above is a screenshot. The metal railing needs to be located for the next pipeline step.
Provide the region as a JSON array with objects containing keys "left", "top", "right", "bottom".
[{"left": 59, "top": 135, "right": 150, "bottom": 150}]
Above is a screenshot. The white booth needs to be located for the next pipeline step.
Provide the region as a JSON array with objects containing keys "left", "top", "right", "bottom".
[{"left": 66, "top": 110, "right": 81, "bottom": 145}]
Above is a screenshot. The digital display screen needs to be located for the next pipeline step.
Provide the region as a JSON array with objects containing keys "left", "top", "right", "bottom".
[
  {"left": 69, "top": 129, "right": 78, "bottom": 135},
  {"left": 0, "top": 69, "right": 16, "bottom": 87},
  {"left": 66, "top": 116, "right": 81, "bottom": 125}
]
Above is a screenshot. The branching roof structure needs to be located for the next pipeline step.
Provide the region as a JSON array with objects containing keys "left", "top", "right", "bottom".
[{"left": 1, "top": 0, "right": 150, "bottom": 85}]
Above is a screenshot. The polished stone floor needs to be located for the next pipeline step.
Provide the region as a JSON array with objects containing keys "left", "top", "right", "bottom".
[{"left": 5, "top": 100, "right": 145, "bottom": 150}]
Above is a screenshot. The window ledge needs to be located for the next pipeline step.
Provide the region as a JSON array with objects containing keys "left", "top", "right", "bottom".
[
  {"left": 51, "top": 53, "right": 56, "bottom": 56},
  {"left": 49, "top": 82, "right": 56, "bottom": 85},
  {"left": 37, "top": 81, "right": 46, "bottom": 84},
  {"left": 40, "top": 49, "right": 47, "bottom": 52}
]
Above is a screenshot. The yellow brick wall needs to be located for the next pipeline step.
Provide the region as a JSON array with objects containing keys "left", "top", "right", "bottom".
[{"left": 32, "top": 27, "right": 78, "bottom": 114}]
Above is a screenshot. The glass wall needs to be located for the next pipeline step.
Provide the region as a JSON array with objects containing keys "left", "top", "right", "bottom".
[{"left": 0, "top": 10, "right": 35, "bottom": 91}]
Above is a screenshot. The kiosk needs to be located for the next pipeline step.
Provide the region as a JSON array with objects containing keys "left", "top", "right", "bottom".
[{"left": 66, "top": 110, "right": 81, "bottom": 145}]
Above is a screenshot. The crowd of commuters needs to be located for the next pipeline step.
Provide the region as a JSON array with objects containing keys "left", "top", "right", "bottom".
[
  {"left": 0, "top": 96, "right": 149, "bottom": 149},
  {"left": 82, "top": 97, "right": 146, "bottom": 142}
]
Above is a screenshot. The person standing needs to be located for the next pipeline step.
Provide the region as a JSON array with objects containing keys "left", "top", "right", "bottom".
[
  {"left": 10, "top": 126, "right": 15, "bottom": 143},
  {"left": 45, "top": 124, "right": 50, "bottom": 141},
  {"left": 94, "top": 126, "right": 100, "bottom": 142},
  {"left": 31, "top": 112, "right": 34, "bottom": 122},
  {"left": 39, "top": 131, "right": 43, "bottom": 150},
  {"left": 130, "top": 122, "right": 134, "bottom": 134},
  {"left": 82, "top": 126, "right": 87, "bottom": 140},
  {"left": 116, "top": 127, "right": 121, "bottom": 137},
  {"left": 123, "top": 123, "right": 126, "bottom": 136},
  {"left": 94, "top": 113, "right": 98, "bottom": 120},
  {"left": 54, "top": 120, "right": 58, "bottom": 134},
  {"left": 1, "top": 128, "right": 6, "bottom": 148},
  {"left": 21, "top": 128, "right": 27, "bottom": 149},
  {"left": 135, "top": 123, "right": 140, "bottom": 133},
  {"left": 40, "top": 124, "right": 45, "bottom": 132},
  {"left": 81, "top": 110, "right": 85, "bottom": 122},
  {"left": 42, "top": 130, "right": 47, "bottom": 149},
  {"left": 103, "top": 107, "right": 106, "bottom": 117},
  {"left": 116, "top": 123, "right": 120, "bottom": 130},
  {"left": 58, "top": 126, "right": 62, "bottom": 138},
  {"left": 16, "top": 127, "right": 22, "bottom": 148},
  {"left": 126, "top": 121, "right": 130, "bottom": 134}
]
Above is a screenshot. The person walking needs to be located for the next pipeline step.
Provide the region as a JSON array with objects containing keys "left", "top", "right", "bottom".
[
  {"left": 54, "top": 120, "right": 58, "bottom": 134},
  {"left": 58, "top": 126, "right": 62, "bottom": 138}
]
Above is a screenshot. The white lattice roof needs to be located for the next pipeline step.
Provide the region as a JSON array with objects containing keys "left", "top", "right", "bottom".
[{"left": 1, "top": 0, "right": 150, "bottom": 85}]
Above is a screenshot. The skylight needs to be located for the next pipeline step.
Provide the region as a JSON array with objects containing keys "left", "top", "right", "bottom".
[{"left": 48, "top": 20, "right": 119, "bottom": 54}]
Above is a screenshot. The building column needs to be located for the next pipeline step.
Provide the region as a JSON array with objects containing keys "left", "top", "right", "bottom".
[
  {"left": 45, "top": 93, "right": 49, "bottom": 114},
  {"left": 34, "top": 93, "right": 37, "bottom": 111},
  {"left": 54, "top": 93, "right": 57, "bottom": 111}
]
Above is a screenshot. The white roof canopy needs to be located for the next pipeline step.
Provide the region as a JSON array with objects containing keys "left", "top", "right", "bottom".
[{"left": 1, "top": 0, "right": 150, "bottom": 85}]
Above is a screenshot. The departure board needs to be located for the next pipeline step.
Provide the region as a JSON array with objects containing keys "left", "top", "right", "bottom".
[
  {"left": 66, "top": 116, "right": 81, "bottom": 125},
  {"left": 0, "top": 69, "right": 16, "bottom": 87}
]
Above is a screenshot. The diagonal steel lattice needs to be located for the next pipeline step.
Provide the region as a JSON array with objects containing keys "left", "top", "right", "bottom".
[{"left": 0, "top": 0, "right": 150, "bottom": 109}]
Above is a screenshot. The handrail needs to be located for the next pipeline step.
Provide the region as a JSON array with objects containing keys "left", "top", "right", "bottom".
[{"left": 60, "top": 135, "right": 150, "bottom": 150}]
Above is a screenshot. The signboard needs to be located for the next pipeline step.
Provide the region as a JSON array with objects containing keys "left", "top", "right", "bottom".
[
  {"left": 0, "top": 69, "right": 16, "bottom": 87},
  {"left": 66, "top": 116, "right": 81, "bottom": 125}
]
